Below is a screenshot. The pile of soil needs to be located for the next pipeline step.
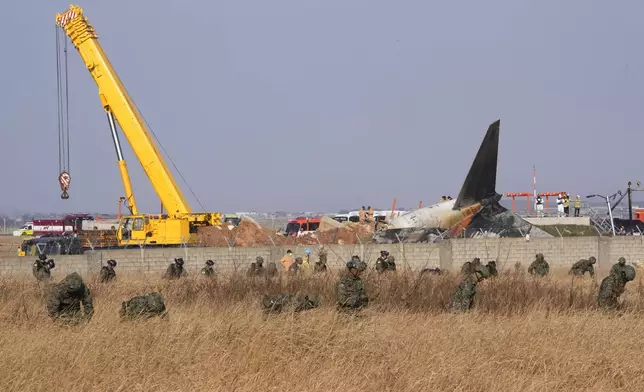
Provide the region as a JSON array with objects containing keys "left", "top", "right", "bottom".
[{"left": 198, "top": 216, "right": 285, "bottom": 247}]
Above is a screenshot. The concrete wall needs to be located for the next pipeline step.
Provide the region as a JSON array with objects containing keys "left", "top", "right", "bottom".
[
  {"left": 523, "top": 217, "right": 590, "bottom": 226},
  {"left": 3, "top": 237, "right": 644, "bottom": 279}
]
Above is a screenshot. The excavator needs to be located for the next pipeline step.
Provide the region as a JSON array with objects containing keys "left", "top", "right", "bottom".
[{"left": 54, "top": 5, "right": 223, "bottom": 247}]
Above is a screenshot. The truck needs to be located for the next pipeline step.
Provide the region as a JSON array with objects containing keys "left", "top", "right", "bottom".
[
  {"left": 54, "top": 5, "right": 224, "bottom": 248},
  {"left": 13, "top": 214, "right": 96, "bottom": 236}
]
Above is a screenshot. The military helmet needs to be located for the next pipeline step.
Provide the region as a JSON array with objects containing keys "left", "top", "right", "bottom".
[
  {"left": 39, "top": 254, "right": 47, "bottom": 261},
  {"left": 346, "top": 260, "right": 366, "bottom": 271},
  {"left": 622, "top": 265, "right": 636, "bottom": 282},
  {"left": 255, "top": 256, "right": 264, "bottom": 264},
  {"left": 589, "top": 256, "right": 597, "bottom": 264},
  {"left": 618, "top": 257, "right": 626, "bottom": 265},
  {"left": 205, "top": 259, "right": 214, "bottom": 266},
  {"left": 474, "top": 264, "right": 491, "bottom": 279},
  {"left": 107, "top": 259, "right": 117, "bottom": 267},
  {"left": 295, "top": 256, "right": 303, "bottom": 264},
  {"left": 536, "top": 253, "right": 544, "bottom": 260},
  {"left": 174, "top": 257, "right": 184, "bottom": 266}
]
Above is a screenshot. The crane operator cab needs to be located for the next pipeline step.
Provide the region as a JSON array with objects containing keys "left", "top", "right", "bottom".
[{"left": 117, "top": 215, "right": 199, "bottom": 246}]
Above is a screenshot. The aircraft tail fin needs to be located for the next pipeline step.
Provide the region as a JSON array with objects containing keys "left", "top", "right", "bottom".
[{"left": 453, "top": 120, "right": 500, "bottom": 210}]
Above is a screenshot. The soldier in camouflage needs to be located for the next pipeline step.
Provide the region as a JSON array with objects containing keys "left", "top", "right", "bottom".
[
  {"left": 336, "top": 259, "right": 369, "bottom": 311},
  {"left": 98, "top": 259, "right": 117, "bottom": 283},
  {"left": 451, "top": 264, "right": 491, "bottom": 312},
  {"left": 163, "top": 258, "right": 188, "bottom": 279},
  {"left": 375, "top": 250, "right": 396, "bottom": 273},
  {"left": 610, "top": 257, "right": 627, "bottom": 277},
  {"left": 486, "top": 260, "right": 498, "bottom": 277},
  {"left": 46, "top": 272, "right": 94, "bottom": 325},
  {"left": 460, "top": 258, "right": 482, "bottom": 275},
  {"left": 289, "top": 257, "right": 302, "bottom": 275},
  {"left": 598, "top": 264, "right": 636, "bottom": 310},
  {"left": 569, "top": 256, "right": 596, "bottom": 278},
  {"left": 261, "top": 292, "right": 319, "bottom": 315},
  {"left": 246, "top": 262, "right": 257, "bottom": 277},
  {"left": 120, "top": 292, "right": 167, "bottom": 320},
  {"left": 266, "top": 262, "right": 278, "bottom": 278},
  {"left": 315, "top": 249, "right": 328, "bottom": 273},
  {"left": 33, "top": 254, "right": 55, "bottom": 282},
  {"left": 201, "top": 260, "right": 215, "bottom": 277},
  {"left": 254, "top": 256, "right": 266, "bottom": 276},
  {"left": 528, "top": 253, "right": 549, "bottom": 277}
]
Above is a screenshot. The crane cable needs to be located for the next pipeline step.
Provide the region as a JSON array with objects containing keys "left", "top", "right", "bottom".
[{"left": 55, "top": 26, "right": 71, "bottom": 199}]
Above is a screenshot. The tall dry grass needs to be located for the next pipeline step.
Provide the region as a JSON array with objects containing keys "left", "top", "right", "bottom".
[{"left": 1, "top": 269, "right": 644, "bottom": 391}]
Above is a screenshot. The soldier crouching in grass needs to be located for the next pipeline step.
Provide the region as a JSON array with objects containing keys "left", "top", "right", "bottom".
[
  {"left": 120, "top": 292, "right": 167, "bottom": 321},
  {"left": 46, "top": 272, "right": 94, "bottom": 326}
]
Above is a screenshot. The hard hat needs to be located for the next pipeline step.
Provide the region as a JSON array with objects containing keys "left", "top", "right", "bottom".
[{"left": 305, "top": 248, "right": 311, "bottom": 255}]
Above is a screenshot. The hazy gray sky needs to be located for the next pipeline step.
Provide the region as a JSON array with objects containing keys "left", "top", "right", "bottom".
[{"left": 2, "top": 1, "right": 643, "bottom": 214}]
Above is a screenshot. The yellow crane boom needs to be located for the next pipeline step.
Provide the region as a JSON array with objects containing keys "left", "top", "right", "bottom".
[{"left": 55, "top": 5, "right": 221, "bottom": 246}]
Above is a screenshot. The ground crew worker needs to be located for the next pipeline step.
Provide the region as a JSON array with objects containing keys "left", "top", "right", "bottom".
[
  {"left": 163, "top": 258, "right": 187, "bottom": 279},
  {"left": 610, "top": 257, "right": 627, "bottom": 277},
  {"left": 301, "top": 249, "right": 313, "bottom": 277},
  {"left": 557, "top": 194, "right": 564, "bottom": 217},
  {"left": 451, "top": 264, "right": 491, "bottom": 312},
  {"left": 536, "top": 195, "right": 544, "bottom": 217},
  {"left": 120, "top": 292, "right": 167, "bottom": 320},
  {"left": 33, "top": 254, "right": 54, "bottom": 282},
  {"left": 46, "top": 272, "right": 94, "bottom": 325},
  {"left": 569, "top": 256, "right": 597, "bottom": 277},
  {"left": 280, "top": 250, "right": 294, "bottom": 272},
  {"left": 98, "top": 259, "right": 117, "bottom": 283},
  {"left": 528, "top": 253, "right": 550, "bottom": 277},
  {"left": 563, "top": 194, "right": 570, "bottom": 216},
  {"left": 201, "top": 260, "right": 215, "bottom": 277},
  {"left": 574, "top": 195, "right": 582, "bottom": 217},
  {"left": 261, "top": 292, "right": 319, "bottom": 315},
  {"left": 336, "top": 259, "right": 369, "bottom": 311},
  {"left": 376, "top": 250, "right": 396, "bottom": 273},
  {"left": 598, "top": 264, "right": 636, "bottom": 310},
  {"left": 359, "top": 206, "right": 366, "bottom": 223},
  {"left": 266, "top": 262, "right": 278, "bottom": 277}
]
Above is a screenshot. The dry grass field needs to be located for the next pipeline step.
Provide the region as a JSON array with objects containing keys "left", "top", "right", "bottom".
[{"left": 1, "top": 269, "right": 644, "bottom": 391}]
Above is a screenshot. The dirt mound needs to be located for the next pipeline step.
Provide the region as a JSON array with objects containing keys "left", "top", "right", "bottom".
[
  {"left": 285, "top": 221, "right": 374, "bottom": 245},
  {"left": 318, "top": 216, "right": 342, "bottom": 231},
  {"left": 198, "top": 219, "right": 285, "bottom": 247}
]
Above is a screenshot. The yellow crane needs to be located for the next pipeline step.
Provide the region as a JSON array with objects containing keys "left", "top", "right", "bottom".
[{"left": 55, "top": 5, "right": 222, "bottom": 247}]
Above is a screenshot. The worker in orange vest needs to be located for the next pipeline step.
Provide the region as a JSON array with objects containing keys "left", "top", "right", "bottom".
[{"left": 280, "top": 250, "right": 294, "bottom": 272}]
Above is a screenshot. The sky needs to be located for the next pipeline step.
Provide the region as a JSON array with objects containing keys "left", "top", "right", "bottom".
[{"left": 2, "top": 0, "right": 644, "bottom": 214}]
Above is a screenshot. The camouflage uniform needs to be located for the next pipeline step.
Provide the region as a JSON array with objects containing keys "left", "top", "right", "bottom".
[
  {"left": 98, "top": 259, "right": 117, "bottom": 283},
  {"left": 163, "top": 258, "right": 187, "bottom": 279},
  {"left": 486, "top": 261, "right": 498, "bottom": 277},
  {"left": 261, "top": 293, "right": 319, "bottom": 314},
  {"left": 201, "top": 260, "right": 215, "bottom": 277},
  {"left": 33, "top": 254, "right": 53, "bottom": 282},
  {"left": 246, "top": 263, "right": 257, "bottom": 277},
  {"left": 451, "top": 264, "right": 491, "bottom": 312},
  {"left": 289, "top": 257, "right": 302, "bottom": 275},
  {"left": 254, "top": 257, "right": 266, "bottom": 277},
  {"left": 569, "top": 257, "right": 596, "bottom": 277},
  {"left": 610, "top": 257, "right": 627, "bottom": 277},
  {"left": 420, "top": 268, "right": 442, "bottom": 276},
  {"left": 336, "top": 260, "right": 369, "bottom": 311},
  {"left": 375, "top": 250, "right": 396, "bottom": 273},
  {"left": 46, "top": 272, "right": 94, "bottom": 325},
  {"left": 460, "top": 258, "right": 482, "bottom": 275},
  {"left": 120, "top": 292, "right": 167, "bottom": 320},
  {"left": 266, "top": 262, "right": 278, "bottom": 278},
  {"left": 528, "top": 253, "right": 549, "bottom": 277},
  {"left": 598, "top": 264, "right": 635, "bottom": 310}
]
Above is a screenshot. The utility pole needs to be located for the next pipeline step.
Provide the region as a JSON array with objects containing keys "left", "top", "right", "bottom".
[{"left": 628, "top": 181, "right": 633, "bottom": 221}]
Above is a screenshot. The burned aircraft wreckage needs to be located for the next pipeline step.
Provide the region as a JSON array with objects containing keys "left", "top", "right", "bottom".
[{"left": 374, "top": 120, "right": 551, "bottom": 244}]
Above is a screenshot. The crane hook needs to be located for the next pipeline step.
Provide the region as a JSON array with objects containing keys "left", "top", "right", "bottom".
[{"left": 59, "top": 171, "right": 71, "bottom": 200}]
